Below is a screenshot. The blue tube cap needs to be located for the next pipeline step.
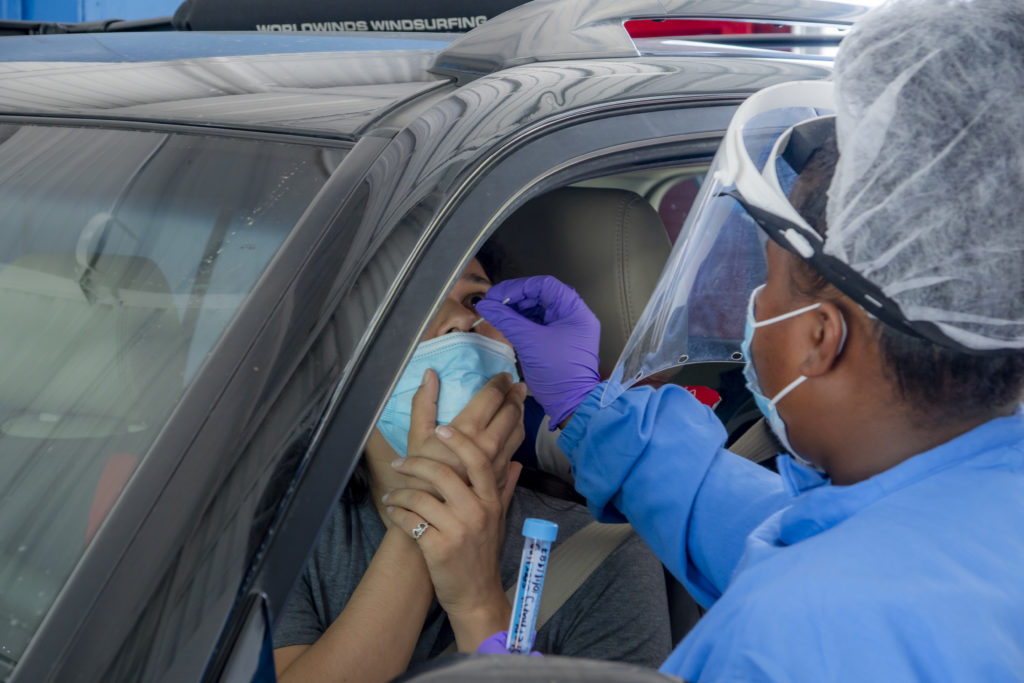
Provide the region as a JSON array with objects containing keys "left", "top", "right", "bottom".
[{"left": 522, "top": 518, "right": 558, "bottom": 542}]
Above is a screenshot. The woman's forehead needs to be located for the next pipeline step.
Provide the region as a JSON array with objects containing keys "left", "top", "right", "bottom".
[{"left": 461, "top": 258, "right": 491, "bottom": 284}]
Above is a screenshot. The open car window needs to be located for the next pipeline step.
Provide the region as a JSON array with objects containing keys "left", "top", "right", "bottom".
[{"left": 0, "top": 123, "right": 334, "bottom": 668}]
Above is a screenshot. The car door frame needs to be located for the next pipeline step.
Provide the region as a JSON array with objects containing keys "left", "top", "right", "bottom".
[
  {"left": 10, "top": 91, "right": 786, "bottom": 683},
  {"left": 238, "top": 99, "right": 743, "bottom": 677}
]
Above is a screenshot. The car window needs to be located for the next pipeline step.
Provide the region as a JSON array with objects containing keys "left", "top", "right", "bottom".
[
  {"left": 656, "top": 175, "right": 704, "bottom": 244},
  {"left": 0, "top": 123, "right": 334, "bottom": 668}
]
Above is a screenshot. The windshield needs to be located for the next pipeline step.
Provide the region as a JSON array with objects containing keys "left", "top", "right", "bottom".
[{"left": 0, "top": 124, "right": 334, "bottom": 668}]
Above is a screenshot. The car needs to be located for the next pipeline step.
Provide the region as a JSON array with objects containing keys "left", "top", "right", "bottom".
[{"left": 0, "top": 1, "right": 868, "bottom": 681}]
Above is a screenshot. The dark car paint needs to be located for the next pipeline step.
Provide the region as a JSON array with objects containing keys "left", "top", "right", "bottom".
[
  {"left": 0, "top": 32, "right": 455, "bottom": 62},
  {"left": 431, "top": 0, "right": 862, "bottom": 80}
]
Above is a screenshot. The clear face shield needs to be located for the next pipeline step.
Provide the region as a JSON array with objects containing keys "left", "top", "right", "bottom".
[{"left": 603, "top": 80, "right": 836, "bottom": 406}]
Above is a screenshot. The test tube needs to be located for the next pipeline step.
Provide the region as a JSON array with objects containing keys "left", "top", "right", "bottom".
[{"left": 505, "top": 518, "right": 558, "bottom": 653}]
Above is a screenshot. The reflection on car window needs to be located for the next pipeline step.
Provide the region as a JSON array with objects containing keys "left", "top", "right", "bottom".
[
  {"left": 658, "top": 176, "right": 703, "bottom": 244},
  {"left": 0, "top": 124, "right": 333, "bottom": 667}
]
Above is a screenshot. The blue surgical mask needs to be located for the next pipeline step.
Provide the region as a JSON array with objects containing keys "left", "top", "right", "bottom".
[
  {"left": 740, "top": 284, "right": 845, "bottom": 469},
  {"left": 377, "top": 332, "right": 520, "bottom": 457}
]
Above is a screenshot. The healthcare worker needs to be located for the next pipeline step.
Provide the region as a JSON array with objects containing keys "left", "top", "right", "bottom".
[{"left": 461, "top": 0, "right": 1024, "bottom": 679}]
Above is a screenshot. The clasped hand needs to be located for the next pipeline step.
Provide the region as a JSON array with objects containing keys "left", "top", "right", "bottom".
[{"left": 383, "top": 369, "right": 525, "bottom": 649}]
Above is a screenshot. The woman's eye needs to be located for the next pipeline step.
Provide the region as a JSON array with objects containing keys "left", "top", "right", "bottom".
[{"left": 466, "top": 293, "right": 485, "bottom": 310}]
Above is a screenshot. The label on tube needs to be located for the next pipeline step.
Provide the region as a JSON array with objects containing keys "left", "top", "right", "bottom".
[{"left": 506, "top": 518, "right": 558, "bottom": 653}]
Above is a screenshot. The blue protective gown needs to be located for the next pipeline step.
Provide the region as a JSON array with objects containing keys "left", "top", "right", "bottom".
[{"left": 558, "top": 383, "right": 1024, "bottom": 681}]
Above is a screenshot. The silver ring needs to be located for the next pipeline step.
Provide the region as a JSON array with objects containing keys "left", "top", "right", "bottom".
[{"left": 412, "top": 521, "right": 429, "bottom": 540}]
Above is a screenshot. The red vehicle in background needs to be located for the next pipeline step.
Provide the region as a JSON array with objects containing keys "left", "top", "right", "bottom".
[{"left": 626, "top": 18, "right": 791, "bottom": 37}]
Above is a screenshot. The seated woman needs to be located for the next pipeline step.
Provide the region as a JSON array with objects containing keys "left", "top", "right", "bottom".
[{"left": 272, "top": 254, "right": 671, "bottom": 683}]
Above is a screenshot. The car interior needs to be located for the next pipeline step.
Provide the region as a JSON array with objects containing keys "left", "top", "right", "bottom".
[
  {"left": 489, "top": 165, "right": 776, "bottom": 469},
  {"left": 0, "top": 124, "right": 332, "bottom": 662},
  {"left": 270, "top": 155, "right": 783, "bottom": 677},
  {"left": 494, "top": 167, "right": 772, "bottom": 436},
  {"left": 0, "top": 126, "right": 778, "bottom": 674},
  {"left": 426, "top": 162, "right": 781, "bottom": 657},
  {"left": 380, "top": 162, "right": 787, "bottom": 680},
  {"left": 486, "top": 177, "right": 707, "bottom": 644},
  {"left": 0, "top": 252, "right": 184, "bottom": 656}
]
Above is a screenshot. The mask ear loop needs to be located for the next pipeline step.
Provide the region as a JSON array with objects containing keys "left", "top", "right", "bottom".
[
  {"left": 767, "top": 375, "right": 808, "bottom": 409},
  {"left": 751, "top": 301, "right": 821, "bottom": 328},
  {"left": 767, "top": 308, "right": 849, "bottom": 410},
  {"left": 836, "top": 311, "right": 849, "bottom": 356}
]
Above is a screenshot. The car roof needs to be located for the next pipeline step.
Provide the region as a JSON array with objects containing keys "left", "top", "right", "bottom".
[
  {"left": 0, "top": 0, "right": 867, "bottom": 140},
  {"left": 0, "top": 50, "right": 836, "bottom": 140},
  {"left": 0, "top": 33, "right": 453, "bottom": 139},
  {"left": 433, "top": 0, "right": 864, "bottom": 79},
  {"left": 0, "top": 32, "right": 456, "bottom": 62}
]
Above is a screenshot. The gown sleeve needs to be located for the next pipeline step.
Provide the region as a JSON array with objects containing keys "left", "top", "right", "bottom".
[{"left": 558, "top": 383, "right": 790, "bottom": 607}]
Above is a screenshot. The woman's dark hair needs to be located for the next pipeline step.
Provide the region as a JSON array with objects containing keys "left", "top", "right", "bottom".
[
  {"left": 344, "top": 458, "right": 372, "bottom": 504},
  {"left": 787, "top": 130, "right": 1024, "bottom": 424},
  {"left": 474, "top": 239, "right": 514, "bottom": 284}
]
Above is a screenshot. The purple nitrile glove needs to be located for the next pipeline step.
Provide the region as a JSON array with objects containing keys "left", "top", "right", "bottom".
[
  {"left": 475, "top": 275, "right": 600, "bottom": 429},
  {"left": 475, "top": 631, "right": 543, "bottom": 656}
]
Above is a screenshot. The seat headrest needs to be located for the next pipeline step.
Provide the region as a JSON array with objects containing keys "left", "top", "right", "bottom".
[
  {"left": 0, "top": 253, "right": 186, "bottom": 438},
  {"left": 490, "top": 187, "right": 670, "bottom": 376}
]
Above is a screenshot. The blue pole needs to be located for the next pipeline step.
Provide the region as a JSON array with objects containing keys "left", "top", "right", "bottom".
[
  {"left": 83, "top": 0, "right": 179, "bottom": 20},
  {"left": 1, "top": 0, "right": 177, "bottom": 21},
  {"left": 0, "top": 0, "right": 24, "bottom": 20},
  {"left": 17, "top": 0, "right": 82, "bottom": 21}
]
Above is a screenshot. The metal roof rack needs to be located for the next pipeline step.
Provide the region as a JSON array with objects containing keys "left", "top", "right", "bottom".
[
  {"left": 0, "top": 17, "right": 173, "bottom": 35},
  {"left": 431, "top": 0, "right": 869, "bottom": 82}
]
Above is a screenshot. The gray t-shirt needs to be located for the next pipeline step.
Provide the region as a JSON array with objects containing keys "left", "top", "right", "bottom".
[{"left": 274, "top": 486, "right": 672, "bottom": 668}]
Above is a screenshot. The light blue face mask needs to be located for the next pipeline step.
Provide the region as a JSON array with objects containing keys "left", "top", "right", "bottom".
[
  {"left": 377, "top": 332, "right": 520, "bottom": 457},
  {"left": 740, "top": 284, "right": 845, "bottom": 469}
]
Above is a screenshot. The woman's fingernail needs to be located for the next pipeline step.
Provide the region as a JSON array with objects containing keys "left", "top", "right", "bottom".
[
  {"left": 391, "top": 458, "right": 404, "bottom": 468},
  {"left": 381, "top": 492, "right": 389, "bottom": 502},
  {"left": 435, "top": 425, "right": 453, "bottom": 439},
  {"left": 386, "top": 506, "right": 394, "bottom": 515}
]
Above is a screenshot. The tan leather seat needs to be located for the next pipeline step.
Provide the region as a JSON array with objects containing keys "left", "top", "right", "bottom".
[
  {"left": 0, "top": 252, "right": 185, "bottom": 438},
  {"left": 490, "top": 187, "right": 671, "bottom": 377},
  {"left": 494, "top": 186, "right": 778, "bottom": 466},
  {"left": 0, "top": 252, "right": 188, "bottom": 635}
]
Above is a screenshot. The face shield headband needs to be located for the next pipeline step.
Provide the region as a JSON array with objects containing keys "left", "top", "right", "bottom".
[{"left": 729, "top": 107, "right": 1015, "bottom": 358}]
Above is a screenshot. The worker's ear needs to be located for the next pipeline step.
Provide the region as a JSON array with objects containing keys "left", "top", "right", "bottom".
[{"left": 798, "top": 300, "right": 846, "bottom": 377}]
